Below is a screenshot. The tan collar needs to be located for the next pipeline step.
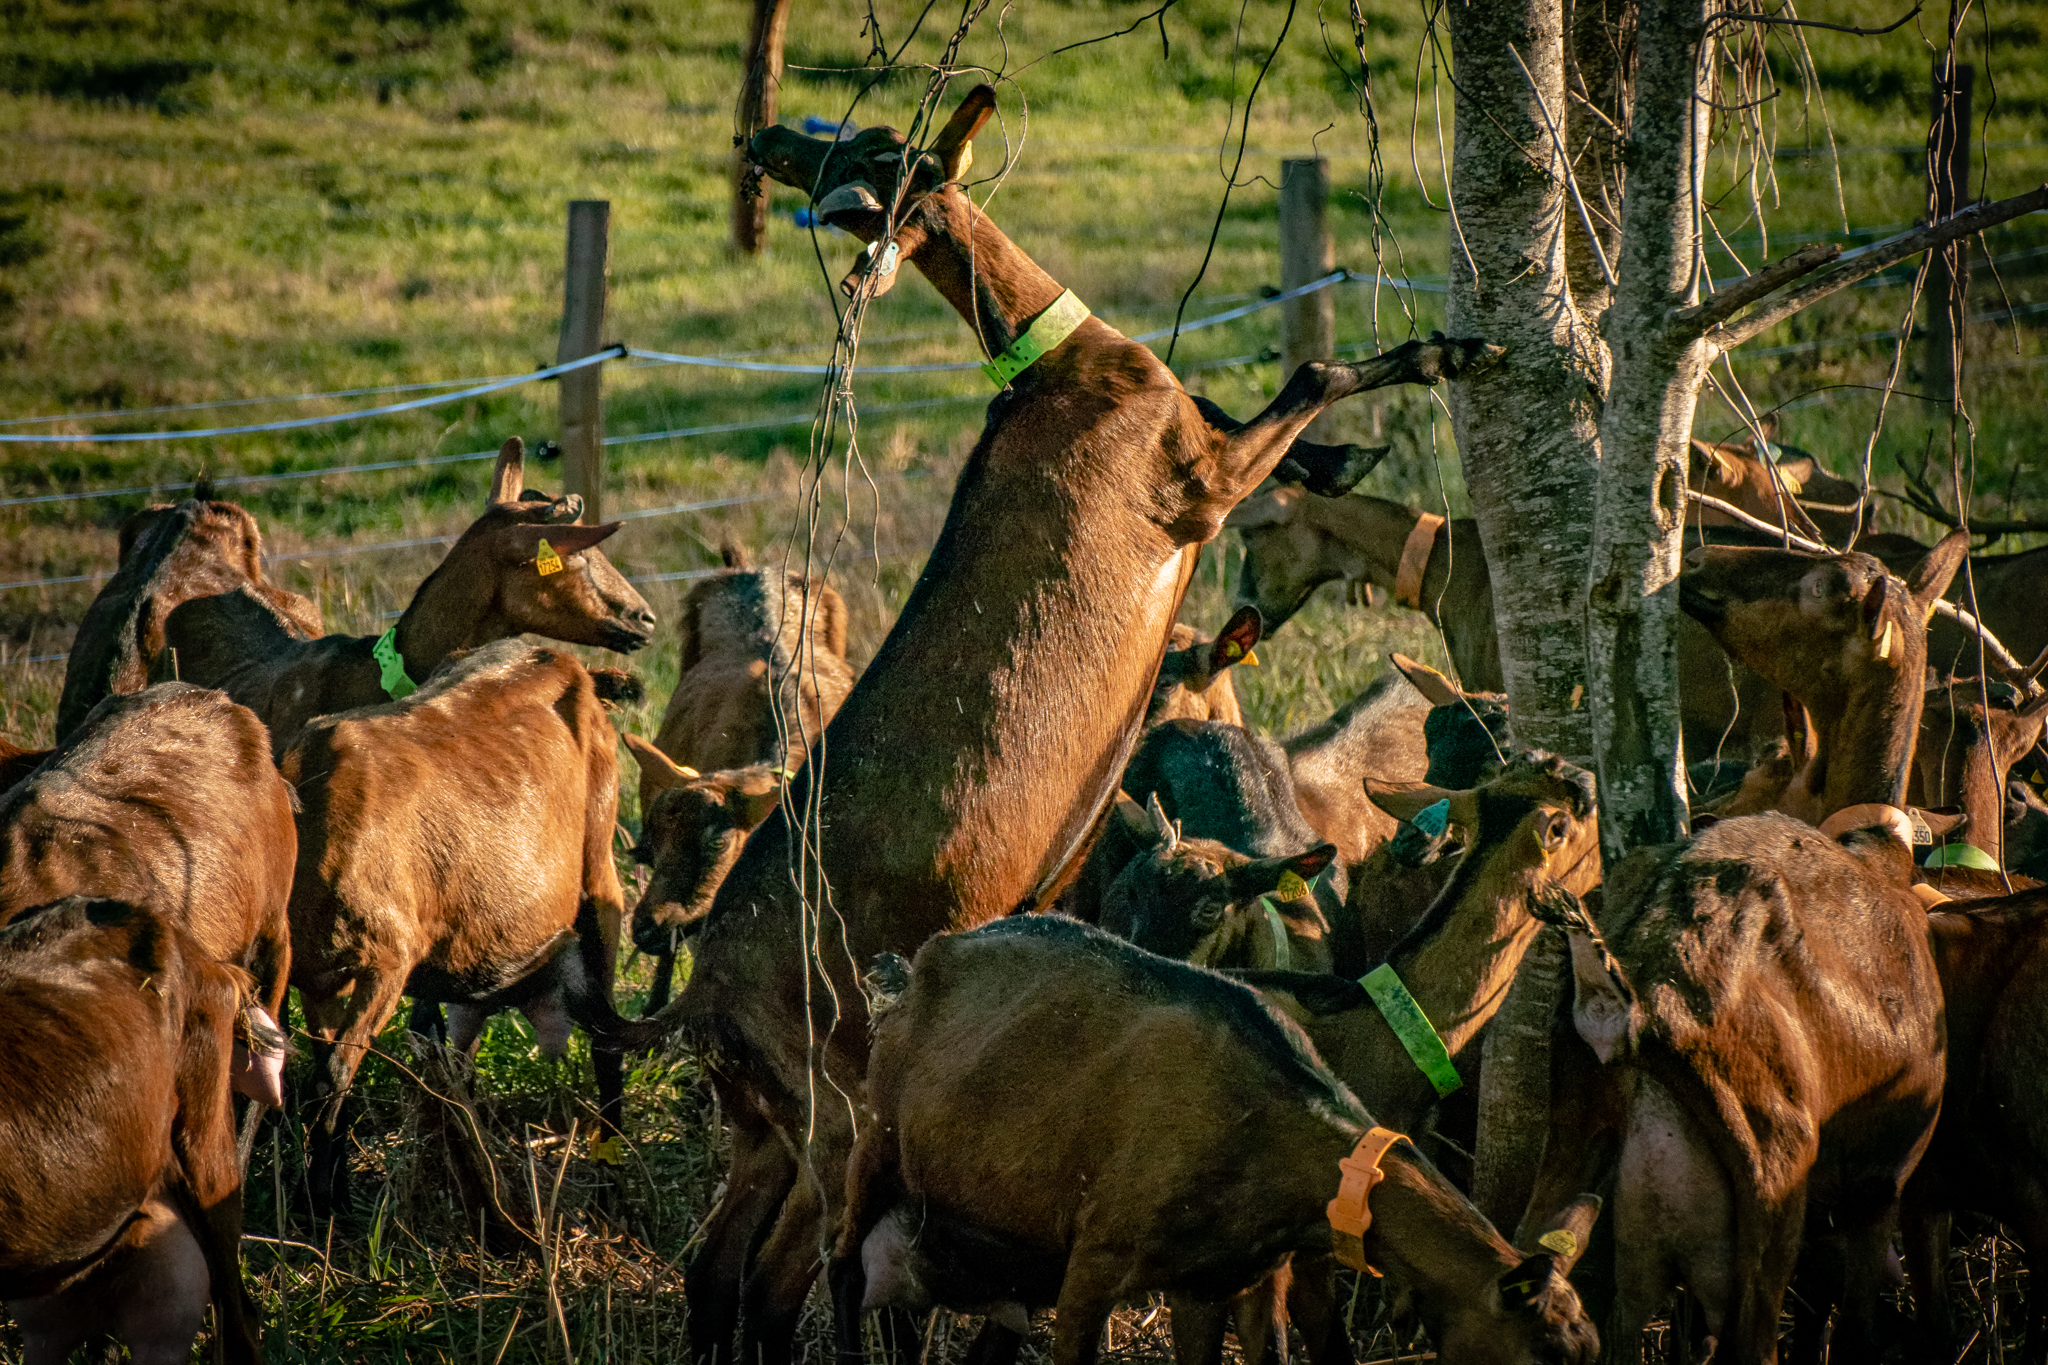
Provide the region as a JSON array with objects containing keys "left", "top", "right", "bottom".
[{"left": 1395, "top": 513, "right": 1447, "bottom": 610}]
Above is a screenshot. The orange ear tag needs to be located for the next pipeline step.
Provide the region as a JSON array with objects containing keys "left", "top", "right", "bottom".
[{"left": 535, "top": 538, "right": 565, "bottom": 576}]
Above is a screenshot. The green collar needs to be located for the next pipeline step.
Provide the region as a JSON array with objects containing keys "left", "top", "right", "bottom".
[
  {"left": 1360, "top": 963, "right": 1462, "bottom": 1097},
  {"left": 371, "top": 626, "right": 418, "bottom": 700},
  {"left": 981, "top": 289, "right": 1091, "bottom": 388}
]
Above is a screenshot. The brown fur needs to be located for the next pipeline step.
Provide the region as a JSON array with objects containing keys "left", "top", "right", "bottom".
[
  {"left": 1912, "top": 678, "right": 2048, "bottom": 870},
  {"left": 280, "top": 640, "right": 644, "bottom": 1211},
  {"left": 1147, "top": 609, "right": 1258, "bottom": 728},
  {"left": 672, "top": 84, "right": 1502, "bottom": 1365},
  {"left": 0, "top": 684, "right": 296, "bottom": 1024},
  {"left": 1283, "top": 668, "right": 1435, "bottom": 868},
  {"left": 163, "top": 438, "right": 654, "bottom": 757},
  {"left": 0, "top": 896, "right": 260, "bottom": 1364},
  {"left": 1680, "top": 531, "right": 1971, "bottom": 822},
  {"left": 1685, "top": 432, "right": 1862, "bottom": 546},
  {"left": 1229, "top": 488, "right": 1786, "bottom": 761},
  {"left": 1557, "top": 818, "right": 1944, "bottom": 1364},
  {"left": 836, "top": 917, "right": 1598, "bottom": 1365},
  {"left": 625, "top": 740, "right": 783, "bottom": 949},
  {"left": 0, "top": 737, "right": 46, "bottom": 793},
  {"left": 56, "top": 497, "right": 324, "bottom": 743},
  {"left": 643, "top": 545, "right": 853, "bottom": 812},
  {"left": 1904, "top": 888, "right": 2048, "bottom": 1362}
]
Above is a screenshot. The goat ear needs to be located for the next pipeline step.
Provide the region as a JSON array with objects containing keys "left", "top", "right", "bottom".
[
  {"left": 1496, "top": 1253, "right": 1559, "bottom": 1313},
  {"left": 1907, "top": 531, "right": 1972, "bottom": 619},
  {"left": 1209, "top": 606, "right": 1263, "bottom": 671},
  {"left": 1111, "top": 795, "right": 1154, "bottom": 845},
  {"left": 1226, "top": 843, "right": 1337, "bottom": 901},
  {"left": 624, "top": 735, "right": 696, "bottom": 796},
  {"left": 489, "top": 437, "right": 526, "bottom": 506},
  {"left": 1688, "top": 439, "right": 1736, "bottom": 484},
  {"left": 1225, "top": 493, "right": 1291, "bottom": 530},
  {"left": 929, "top": 83, "right": 996, "bottom": 182},
  {"left": 1523, "top": 1194, "right": 1602, "bottom": 1276},
  {"left": 1390, "top": 652, "right": 1462, "bottom": 707},
  {"left": 1367, "top": 778, "right": 1458, "bottom": 823},
  {"left": 1777, "top": 455, "right": 1816, "bottom": 488},
  {"left": 507, "top": 522, "right": 622, "bottom": 558},
  {"left": 737, "top": 780, "right": 783, "bottom": 828}
]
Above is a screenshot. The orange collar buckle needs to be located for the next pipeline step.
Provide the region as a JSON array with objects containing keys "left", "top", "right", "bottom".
[{"left": 1326, "top": 1126, "right": 1405, "bottom": 1275}]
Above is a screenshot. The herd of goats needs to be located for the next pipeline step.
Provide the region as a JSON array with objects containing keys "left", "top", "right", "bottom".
[{"left": 6, "top": 83, "right": 2048, "bottom": 1365}]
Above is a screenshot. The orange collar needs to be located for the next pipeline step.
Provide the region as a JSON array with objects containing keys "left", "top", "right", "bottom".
[
  {"left": 1326, "top": 1126, "right": 1406, "bottom": 1274},
  {"left": 1394, "top": 514, "right": 1446, "bottom": 611}
]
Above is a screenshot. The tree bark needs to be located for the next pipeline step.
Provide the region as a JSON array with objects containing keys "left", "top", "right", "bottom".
[
  {"left": 732, "top": 0, "right": 794, "bottom": 255},
  {"left": 1584, "top": 0, "right": 1710, "bottom": 856},
  {"left": 1445, "top": 0, "right": 1606, "bottom": 758}
]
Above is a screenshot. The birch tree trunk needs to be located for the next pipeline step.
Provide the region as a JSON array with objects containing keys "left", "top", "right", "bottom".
[
  {"left": 1444, "top": 0, "right": 1604, "bottom": 1231},
  {"left": 1445, "top": 0, "right": 1606, "bottom": 762},
  {"left": 1585, "top": 0, "right": 1711, "bottom": 855}
]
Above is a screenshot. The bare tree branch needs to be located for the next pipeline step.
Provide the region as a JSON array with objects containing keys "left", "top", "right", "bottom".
[
  {"left": 1706, "top": 3, "right": 1921, "bottom": 38},
  {"left": 1674, "top": 242, "right": 1840, "bottom": 333},
  {"left": 1877, "top": 453, "right": 2043, "bottom": 539},
  {"left": 1709, "top": 185, "right": 2048, "bottom": 349},
  {"left": 1688, "top": 490, "right": 2041, "bottom": 689}
]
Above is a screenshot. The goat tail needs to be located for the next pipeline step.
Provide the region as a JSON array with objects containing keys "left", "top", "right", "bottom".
[{"left": 720, "top": 537, "right": 752, "bottom": 570}]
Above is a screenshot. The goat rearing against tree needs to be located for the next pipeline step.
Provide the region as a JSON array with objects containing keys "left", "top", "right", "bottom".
[{"left": 657, "top": 83, "right": 1501, "bottom": 1365}]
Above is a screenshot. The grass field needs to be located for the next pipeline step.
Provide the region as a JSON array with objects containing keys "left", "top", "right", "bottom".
[{"left": 3, "top": 0, "right": 2047, "bottom": 1358}]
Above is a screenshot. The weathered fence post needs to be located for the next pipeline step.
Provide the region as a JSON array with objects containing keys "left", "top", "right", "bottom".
[
  {"left": 1280, "top": 158, "right": 1337, "bottom": 441},
  {"left": 1926, "top": 56, "right": 1974, "bottom": 404},
  {"left": 558, "top": 200, "right": 609, "bottom": 523},
  {"left": 732, "top": 0, "right": 794, "bottom": 254}
]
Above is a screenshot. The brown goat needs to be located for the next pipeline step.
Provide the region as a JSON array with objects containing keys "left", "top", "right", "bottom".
[
  {"left": 0, "top": 684, "right": 296, "bottom": 1105},
  {"left": 1550, "top": 816, "right": 1943, "bottom": 1365},
  {"left": 0, "top": 737, "right": 45, "bottom": 792},
  {"left": 1685, "top": 429, "right": 1862, "bottom": 546},
  {"left": 56, "top": 495, "right": 324, "bottom": 743},
  {"left": 1679, "top": 531, "right": 1971, "bottom": 824},
  {"left": 642, "top": 541, "right": 854, "bottom": 812},
  {"left": 1229, "top": 489, "right": 1785, "bottom": 761},
  {"left": 1902, "top": 887, "right": 2048, "bottom": 1362},
  {"left": 836, "top": 917, "right": 1600, "bottom": 1365},
  {"left": 1913, "top": 677, "right": 2048, "bottom": 870},
  {"left": 667, "top": 83, "right": 1500, "bottom": 1365},
  {"left": 163, "top": 437, "right": 654, "bottom": 757},
  {"left": 623, "top": 737, "right": 784, "bottom": 1009},
  {"left": 1147, "top": 607, "right": 1261, "bottom": 728},
  {"left": 0, "top": 896, "right": 261, "bottom": 1365},
  {"left": 280, "top": 640, "right": 644, "bottom": 1211},
  {"left": 1281, "top": 657, "right": 1449, "bottom": 869}
]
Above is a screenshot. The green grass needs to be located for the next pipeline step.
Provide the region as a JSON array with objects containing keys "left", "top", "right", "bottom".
[{"left": 2, "top": 0, "right": 2046, "bottom": 1358}]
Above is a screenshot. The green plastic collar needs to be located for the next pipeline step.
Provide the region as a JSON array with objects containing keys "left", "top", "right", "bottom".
[
  {"left": 981, "top": 289, "right": 1091, "bottom": 388},
  {"left": 1361, "top": 963, "right": 1462, "bottom": 1097},
  {"left": 372, "top": 626, "right": 418, "bottom": 700}
]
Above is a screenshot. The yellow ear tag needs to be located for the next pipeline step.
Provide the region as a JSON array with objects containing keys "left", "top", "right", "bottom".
[
  {"left": 1874, "top": 619, "right": 1893, "bottom": 661},
  {"left": 1241, "top": 648, "right": 1259, "bottom": 667},
  {"left": 1275, "top": 869, "right": 1312, "bottom": 903},
  {"left": 590, "top": 1133, "right": 629, "bottom": 1166},
  {"left": 535, "top": 538, "right": 565, "bottom": 576},
  {"left": 1538, "top": 1229, "right": 1579, "bottom": 1258}
]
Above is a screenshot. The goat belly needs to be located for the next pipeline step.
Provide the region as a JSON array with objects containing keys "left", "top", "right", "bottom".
[{"left": 861, "top": 1201, "right": 1066, "bottom": 1315}]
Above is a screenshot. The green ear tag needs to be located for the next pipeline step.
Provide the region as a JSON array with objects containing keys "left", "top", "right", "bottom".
[{"left": 535, "top": 538, "right": 565, "bottom": 576}]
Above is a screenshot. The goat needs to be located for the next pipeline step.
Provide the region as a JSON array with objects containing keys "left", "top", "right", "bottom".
[
  {"left": 1228, "top": 488, "right": 1786, "bottom": 762},
  {"left": 279, "top": 640, "right": 647, "bottom": 1213},
  {"left": 162, "top": 437, "right": 654, "bottom": 757},
  {"left": 1902, "top": 887, "right": 2048, "bottom": 1362},
  {"left": 56, "top": 494, "right": 324, "bottom": 743},
  {"left": 1685, "top": 426, "right": 1862, "bottom": 546},
  {"left": 1551, "top": 816, "right": 1943, "bottom": 1365},
  {"left": 835, "top": 916, "right": 1600, "bottom": 1365},
  {"left": 0, "top": 684, "right": 294, "bottom": 1117},
  {"left": 641, "top": 540, "right": 854, "bottom": 813},
  {"left": 1148, "top": 607, "right": 1261, "bottom": 727},
  {"left": 0, "top": 896, "right": 263, "bottom": 1365},
  {"left": 667, "top": 82, "right": 1500, "bottom": 1365},
  {"left": 1912, "top": 677, "right": 2048, "bottom": 871}
]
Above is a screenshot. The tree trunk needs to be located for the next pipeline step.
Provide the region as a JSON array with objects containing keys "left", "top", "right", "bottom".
[
  {"left": 1585, "top": 0, "right": 1710, "bottom": 856},
  {"left": 732, "top": 0, "right": 794, "bottom": 255},
  {"left": 1444, "top": 0, "right": 1606, "bottom": 759},
  {"left": 1445, "top": 0, "right": 1604, "bottom": 1231}
]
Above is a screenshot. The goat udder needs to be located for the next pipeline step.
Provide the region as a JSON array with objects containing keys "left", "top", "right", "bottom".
[
  {"left": 231, "top": 1003, "right": 288, "bottom": 1108},
  {"left": 860, "top": 1214, "right": 935, "bottom": 1314}
]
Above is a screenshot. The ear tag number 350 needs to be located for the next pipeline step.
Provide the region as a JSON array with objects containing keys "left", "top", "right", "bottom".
[{"left": 535, "top": 538, "right": 565, "bottom": 576}]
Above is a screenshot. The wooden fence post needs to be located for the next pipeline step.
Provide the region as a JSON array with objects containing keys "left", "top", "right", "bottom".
[
  {"left": 1926, "top": 57, "right": 1974, "bottom": 405},
  {"left": 558, "top": 200, "right": 610, "bottom": 523},
  {"left": 732, "top": 0, "right": 794, "bottom": 254},
  {"left": 1280, "top": 158, "right": 1337, "bottom": 441}
]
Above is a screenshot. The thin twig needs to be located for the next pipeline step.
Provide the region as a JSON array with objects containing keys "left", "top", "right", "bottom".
[
  {"left": 1707, "top": 3, "right": 1922, "bottom": 37},
  {"left": 1506, "top": 41, "right": 1616, "bottom": 291}
]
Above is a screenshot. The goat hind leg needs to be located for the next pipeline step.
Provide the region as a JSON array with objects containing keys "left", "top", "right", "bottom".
[
  {"left": 687, "top": 1100, "right": 800, "bottom": 1365},
  {"left": 741, "top": 1166, "right": 834, "bottom": 1365}
]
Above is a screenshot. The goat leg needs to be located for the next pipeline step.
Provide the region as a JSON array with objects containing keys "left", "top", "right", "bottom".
[
  {"left": 685, "top": 1095, "right": 800, "bottom": 1365},
  {"left": 1189, "top": 395, "right": 1389, "bottom": 499},
  {"left": 1165, "top": 1292, "right": 1231, "bottom": 1365}
]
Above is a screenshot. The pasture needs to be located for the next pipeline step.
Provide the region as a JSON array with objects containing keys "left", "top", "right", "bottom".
[{"left": 3, "top": 0, "right": 2048, "bottom": 1359}]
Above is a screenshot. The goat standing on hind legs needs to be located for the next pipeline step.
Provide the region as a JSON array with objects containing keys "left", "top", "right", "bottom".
[{"left": 657, "top": 81, "right": 1501, "bottom": 1365}]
